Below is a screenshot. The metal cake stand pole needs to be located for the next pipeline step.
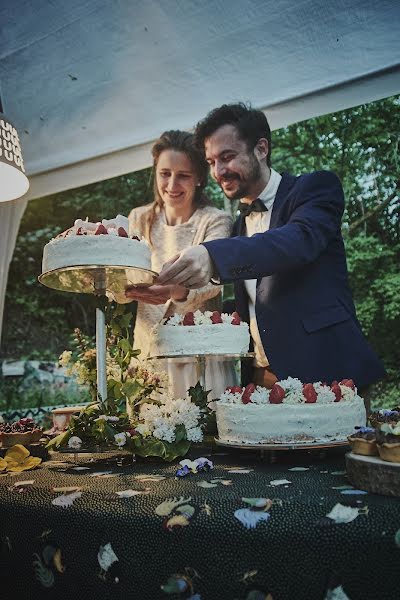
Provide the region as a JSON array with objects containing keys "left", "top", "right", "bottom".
[
  {"left": 38, "top": 263, "right": 158, "bottom": 405},
  {"left": 94, "top": 271, "right": 107, "bottom": 402}
]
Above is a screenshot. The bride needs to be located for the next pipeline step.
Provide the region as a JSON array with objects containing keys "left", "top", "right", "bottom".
[{"left": 125, "top": 130, "right": 236, "bottom": 399}]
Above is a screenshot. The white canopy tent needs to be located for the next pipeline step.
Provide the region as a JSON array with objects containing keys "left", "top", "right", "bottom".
[{"left": 0, "top": 0, "right": 399, "bottom": 344}]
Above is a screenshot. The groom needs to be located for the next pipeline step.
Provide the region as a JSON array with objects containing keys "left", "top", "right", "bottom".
[{"left": 157, "top": 102, "right": 385, "bottom": 391}]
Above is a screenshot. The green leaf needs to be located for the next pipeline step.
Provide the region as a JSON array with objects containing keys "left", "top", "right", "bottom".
[{"left": 45, "top": 430, "right": 71, "bottom": 449}]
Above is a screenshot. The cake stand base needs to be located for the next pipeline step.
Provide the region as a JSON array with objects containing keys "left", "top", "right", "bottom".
[{"left": 345, "top": 452, "right": 400, "bottom": 497}]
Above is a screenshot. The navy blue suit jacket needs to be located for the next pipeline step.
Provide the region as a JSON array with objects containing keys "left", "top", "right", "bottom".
[{"left": 203, "top": 170, "right": 386, "bottom": 389}]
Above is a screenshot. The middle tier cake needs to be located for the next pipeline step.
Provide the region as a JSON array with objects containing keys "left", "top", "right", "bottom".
[{"left": 150, "top": 310, "right": 250, "bottom": 356}]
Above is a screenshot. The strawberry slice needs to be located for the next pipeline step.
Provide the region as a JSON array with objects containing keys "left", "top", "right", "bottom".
[
  {"left": 211, "top": 311, "right": 223, "bottom": 324},
  {"left": 76, "top": 227, "right": 83, "bottom": 235},
  {"left": 331, "top": 383, "right": 342, "bottom": 402},
  {"left": 242, "top": 383, "right": 255, "bottom": 404},
  {"left": 269, "top": 383, "right": 285, "bottom": 404},
  {"left": 95, "top": 223, "right": 108, "bottom": 235},
  {"left": 118, "top": 226, "right": 128, "bottom": 237},
  {"left": 231, "top": 311, "right": 241, "bottom": 325},
  {"left": 182, "top": 312, "right": 195, "bottom": 326},
  {"left": 226, "top": 385, "right": 242, "bottom": 394},
  {"left": 303, "top": 383, "right": 317, "bottom": 403},
  {"left": 340, "top": 378, "right": 355, "bottom": 390}
]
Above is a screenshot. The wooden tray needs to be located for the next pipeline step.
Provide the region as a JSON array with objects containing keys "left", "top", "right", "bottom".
[{"left": 346, "top": 452, "right": 400, "bottom": 497}]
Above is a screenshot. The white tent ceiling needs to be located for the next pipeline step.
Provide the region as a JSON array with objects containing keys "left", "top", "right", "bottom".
[{"left": 1, "top": 0, "right": 399, "bottom": 202}]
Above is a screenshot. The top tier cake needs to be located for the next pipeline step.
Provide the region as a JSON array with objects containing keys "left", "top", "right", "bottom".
[
  {"left": 42, "top": 215, "right": 151, "bottom": 273},
  {"left": 150, "top": 310, "right": 250, "bottom": 357}
]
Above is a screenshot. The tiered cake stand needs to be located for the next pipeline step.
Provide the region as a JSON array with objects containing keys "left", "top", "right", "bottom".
[
  {"left": 149, "top": 352, "right": 254, "bottom": 390},
  {"left": 39, "top": 264, "right": 157, "bottom": 399}
]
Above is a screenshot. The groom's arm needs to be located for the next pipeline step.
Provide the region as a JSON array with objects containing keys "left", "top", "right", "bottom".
[{"left": 203, "top": 170, "right": 344, "bottom": 283}]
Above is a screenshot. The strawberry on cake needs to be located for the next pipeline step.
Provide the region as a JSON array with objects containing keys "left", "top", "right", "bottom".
[
  {"left": 215, "top": 377, "right": 366, "bottom": 444},
  {"left": 42, "top": 215, "right": 151, "bottom": 273},
  {"left": 149, "top": 310, "right": 250, "bottom": 357}
]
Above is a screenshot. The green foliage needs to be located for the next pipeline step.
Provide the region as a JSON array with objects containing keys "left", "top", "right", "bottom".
[
  {"left": 131, "top": 435, "right": 191, "bottom": 462},
  {"left": 1, "top": 94, "right": 399, "bottom": 409}
]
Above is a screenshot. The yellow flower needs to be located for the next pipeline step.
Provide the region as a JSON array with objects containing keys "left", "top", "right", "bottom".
[{"left": 4, "top": 444, "right": 42, "bottom": 472}]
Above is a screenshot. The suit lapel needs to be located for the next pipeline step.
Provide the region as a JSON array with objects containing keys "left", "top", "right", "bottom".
[{"left": 269, "top": 171, "right": 297, "bottom": 229}]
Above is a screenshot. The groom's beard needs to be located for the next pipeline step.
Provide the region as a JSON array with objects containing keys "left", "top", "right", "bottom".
[{"left": 218, "top": 156, "right": 262, "bottom": 201}]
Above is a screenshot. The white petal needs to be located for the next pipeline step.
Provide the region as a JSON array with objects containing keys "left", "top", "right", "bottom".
[
  {"left": 326, "top": 503, "right": 360, "bottom": 524},
  {"left": 234, "top": 508, "right": 270, "bottom": 529}
]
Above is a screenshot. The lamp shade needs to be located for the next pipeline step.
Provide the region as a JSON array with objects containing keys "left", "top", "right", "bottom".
[{"left": 0, "top": 115, "right": 29, "bottom": 202}]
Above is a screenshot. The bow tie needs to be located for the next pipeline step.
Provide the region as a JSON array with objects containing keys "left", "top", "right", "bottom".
[{"left": 238, "top": 198, "right": 267, "bottom": 218}]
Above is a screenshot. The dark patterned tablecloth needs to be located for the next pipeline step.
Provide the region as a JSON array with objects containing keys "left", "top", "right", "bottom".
[{"left": 0, "top": 446, "right": 399, "bottom": 600}]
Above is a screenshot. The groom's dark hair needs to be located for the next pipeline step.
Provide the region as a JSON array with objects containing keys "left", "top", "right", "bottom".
[{"left": 194, "top": 102, "right": 272, "bottom": 167}]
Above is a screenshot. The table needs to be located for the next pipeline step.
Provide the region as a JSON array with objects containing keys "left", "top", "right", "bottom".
[{"left": 1, "top": 445, "right": 399, "bottom": 600}]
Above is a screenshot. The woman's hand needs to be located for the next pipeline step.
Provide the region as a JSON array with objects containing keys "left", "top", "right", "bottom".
[{"left": 125, "top": 284, "right": 188, "bottom": 305}]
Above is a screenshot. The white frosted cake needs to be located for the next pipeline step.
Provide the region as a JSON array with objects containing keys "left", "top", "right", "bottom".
[
  {"left": 150, "top": 310, "right": 250, "bottom": 357},
  {"left": 42, "top": 215, "right": 151, "bottom": 273},
  {"left": 215, "top": 378, "right": 366, "bottom": 444}
]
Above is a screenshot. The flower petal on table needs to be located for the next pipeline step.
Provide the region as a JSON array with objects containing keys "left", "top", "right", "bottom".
[
  {"left": 164, "top": 514, "right": 190, "bottom": 530},
  {"left": 227, "top": 468, "right": 254, "bottom": 474},
  {"left": 116, "top": 489, "right": 148, "bottom": 498},
  {"left": 197, "top": 480, "right": 218, "bottom": 488},
  {"left": 324, "top": 584, "right": 351, "bottom": 599},
  {"left": 270, "top": 479, "right": 291, "bottom": 486},
  {"left": 242, "top": 498, "right": 272, "bottom": 510},
  {"left": 135, "top": 474, "right": 166, "bottom": 482},
  {"left": 325, "top": 503, "right": 360, "bottom": 524},
  {"left": 155, "top": 497, "right": 192, "bottom": 516},
  {"left": 288, "top": 467, "right": 309, "bottom": 471},
  {"left": 52, "top": 490, "right": 82, "bottom": 508},
  {"left": 98, "top": 543, "right": 119, "bottom": 571},
  {"left": 176, "top": 504, "right": 195, "bottom": 518},
  {"left": 14, "top": 480, "right": 35, "bottom": 486},
  {"left": 5, "top": 444, "right": 30, "bottom": 464},
  {"left": 7, "top": 456, "right": 42, "bottom": 472},
  {"left": 234, "top": 508, "right": 270, "bottom": 529}
]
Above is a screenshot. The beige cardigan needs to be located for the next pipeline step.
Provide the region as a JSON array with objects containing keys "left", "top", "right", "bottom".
[{"left": 128, "top": 204, "right": 232, "bottom": 357}]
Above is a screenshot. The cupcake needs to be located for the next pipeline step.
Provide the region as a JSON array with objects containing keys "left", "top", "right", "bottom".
[
  {"left": 0, "top": 418, "right": 43, "bottom": 448},
  {"left": 348, "top": 426, "right": 378, "bottom": 456},
  {"left": 376, "top": 423, "right": 400, "bottom": 463},
  {"left": 369, "top": 409, "right": 400, "bottom": 429}
]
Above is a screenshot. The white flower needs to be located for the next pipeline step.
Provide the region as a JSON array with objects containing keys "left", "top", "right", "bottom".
[
  {"left": 250, "top": 386, "right": 270, "bottom": 404},
  {"left": 218, "top": 389, "right": 243, "bottom": 404},
  {"left": 114, "top": 432, "right": 127, "bottom": 447},
  {"left": 135, "top": 423, "right": 151, "bottom": 437},
  {"left": 164, "top": 314, "right": 183, "bottom": 326},
  {"left": 193, "top": 309, "right": 212, "bottom": 325},
  {"left": 68, "top": 436, "right": 82, "bottom": 449},
  {"left": 339, "top": 384, "right": 356, "bottom": 402},
  {"left": 221, "top": 312, "right": 233, "bottom": 324},
  {"left": 315, "top": 382, "right": 336, "bottom": 404},
  {"left": 138, "top": 397, "right": 202, "bottom": 444},
  {"left": 186, "top": 427, "right": 203, "bottom": 442},
  {"left": 279, "top": 377, "right": 303, "bottom": 393},
  {"left": 59, "top": 350, "right": 72, "bottom": 367}
]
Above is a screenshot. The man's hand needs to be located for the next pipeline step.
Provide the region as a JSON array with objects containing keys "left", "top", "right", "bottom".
[
  {"left": 125, "top": 284, "right": 188, "bottom": 305},
  {"left": 157, "top": 245, "right": 214, "bottom": 289}
]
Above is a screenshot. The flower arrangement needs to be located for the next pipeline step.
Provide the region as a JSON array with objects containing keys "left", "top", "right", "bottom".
[
  {"left": 216, "top": 377, "right": 360, "bottom": 405},
  {"left": 49, "top": 303, "right": 208, "bottom": 461}
]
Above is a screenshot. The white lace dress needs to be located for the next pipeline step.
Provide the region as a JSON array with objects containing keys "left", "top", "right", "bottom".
[{"left": 128, "top": 204, "right": 237, "bottom": 399}]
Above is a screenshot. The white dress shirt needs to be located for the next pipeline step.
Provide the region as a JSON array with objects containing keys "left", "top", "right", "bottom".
[{"left": 243, "top": 168, "right": 282, "bottom": 367}]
